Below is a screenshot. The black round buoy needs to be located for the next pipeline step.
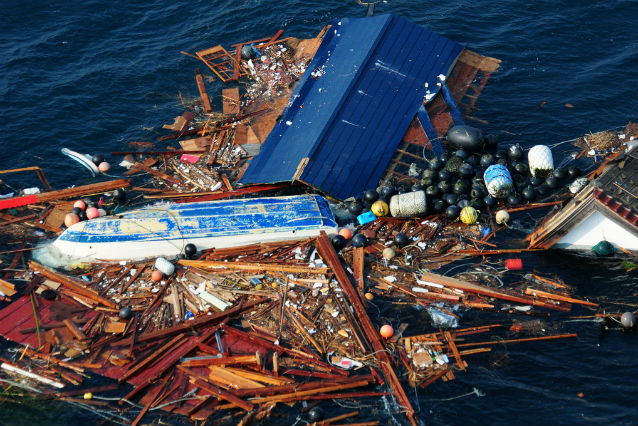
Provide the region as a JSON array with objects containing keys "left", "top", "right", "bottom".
[
  {"left": 438, "top": 180, "right": 452, "bottom": 193},
  {"left": 621, "top": 312, "right": 636, "bottom": 329},
  {"left": 432, "top": 199, "right": 446, "bottom": 213},
  {"left": 184, "top": 243, "right": 197, "bottom": 259},
  {"left": 352, "top": 233, "right": 367, "bottom": 248},
  {"left": 457, "top": 199, "right": 470, "bottom": 209},
  {"left": 553, "top": 167, "right": 568, "bottom": 181},
  {"left": 119, "top": 307, "right": 132, "bottom": 320},
  {"left": 422, "top": 168, "right": 436, "bottom": 180},
  {"left": 507, "top": 144, "right": 524, "bottom": 162},
  {"left": 507, "top": 193, "right": 521, "bottom": 206},
  {"left": 529, "top": 176, "right": 543, "bottom": 186},
  {"left": 495, "top": 150, "right": 507, "bottom": 160},
  {"left": 480, "top": 153, "right": 495, "bottom": 169},
  {"left": 513, "top": 162, "right": 528, "bottom": 175},
  {"left": 348, "top": 200, "right": 363, "bottom": 216},
  {"left": 439, "top": 153, "right": 450, "bottom": 163},
  {"left": 545, "top": 176, "right": 559, "bottom": 189},
  {"left": 426, "top": 185, "right": 440, "bottom": 197},
  {"left": 453, "top": 180, "right": 468, "bottom": 195},
  {"left": 443, "top": 193, "right": 458, "bottom": 205},
  {"left": 446, "top": 125, "right": 485, "bottom": 151},
  {"left": 92, "top": 154, "right": 105, "bottom": 166},
  {"left": 568, "top": 166, "right": 582, "bottom": 178},
  {"left": 411, "top": 184, "right": 424, "bottom": 192},
  {"left": 522, "top": 185, "right": 536, "bottom": 201},
  {"left": 483, "top": 195, "right": 496, "bottom": 208},
  {"left": 380, "top": 186, "right": 396, "bottom": 200},
  {"left": 470, "top": 185, "right": 486, "bottom": 199},
  {"left": 41, "top": 289, "right": 57, "bottom": 301},
  {"left": 78, "top": 210, "right": 87, "bottom": 221},
  {"left": 429, "top": 157, "right": 445, "bottom": 171},
  {"left": 394, "top": 232, "right": 410, "bottom": 248},
  {"left": 454, "top": 149, "right": 469, "bottom": 160},
  {"left": 438, "top": 169, "right": 451, "bottom": 181},
  {"left": 421, "top": 176, "right": 434, "bottom": 187},
  {"left": 71, "top": 207, "right": 82, "bottom": 216},
  {"left": 445, "top": 205, "right": 460, "bottom": 219},
  {"left": 112, "top": 188, "right": 126, "bottom": 203},
  {"left": 465, "top": 154, "right": 479, "bottom": 166},
  {"left": 332, "top": 234, "right": 347, "bottom": 251},
  {"left": 363, "top": 189, "right": 379, "bottom": 204},
  {"left": 308, "top": 407, "right": 325, "bottom": 422},
  {"left": 458, "top": 163, "right": 474, "bottom": 177},
  {"left": 536, "top": 184, "right": 550, "bottom": 196},
  {"left": 240, "top": 45, "right": 256, "bottom": 60}
]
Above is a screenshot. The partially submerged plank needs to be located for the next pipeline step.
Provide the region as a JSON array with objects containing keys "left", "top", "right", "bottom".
[{"left": 222, "top": 87, "right": 240, "bottom": 115}]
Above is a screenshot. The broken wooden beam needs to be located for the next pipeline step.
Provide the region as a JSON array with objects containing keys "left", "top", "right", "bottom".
[
  {"left": 316, "top": 232, "right": 417, "bottom": 426},
  {"left": 195, "top": 68, "right": 212, "bottom": 113}
]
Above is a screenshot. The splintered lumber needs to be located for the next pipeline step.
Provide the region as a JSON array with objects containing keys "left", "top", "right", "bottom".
[
  {"left": 419, "top": 271, "right": 570, "bottom": 311},
  {"left": 178, "top": 259, "right": 329, "bottom": 275},
  {"left": 456, "top": 333, "right": 578, "bottom": 348},
  {"left": 28, "top": 261, "right": 117, "bottom": 309},
  {"left": 119, "top": 334, "right": 187, "bottom": 383},
  {"left": 191, "top": 378, "right": 254, "bottom": 411},
  {"left": 134, "top": 297, "right": 266, "bottom": 344},
  {"left": 316, "top": 232, "right": 417, "bottom": 426},
  {"left": 0, "top": 179, "right": 130, "bottom": 210},
  {"left": 352, "top": 247, "right": 365, "bottom": 292},
  {"left": 195, "top": 68, "right": 212, "bottom": 113},
  {"left": 524, "top": 288, "right": 598, "bottom": 307},
  {"left": 222, "top": 87, "right": 240, "bottom": 115},
  {"left": 1, "top": 360, "right": 64, "bottom": 389},
  {"left": 0, "top": 278, "right": 16, "bottom": 296}
]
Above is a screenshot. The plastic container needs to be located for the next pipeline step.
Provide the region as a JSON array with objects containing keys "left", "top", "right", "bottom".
[{"left": 389, "top": 190, "right": 427, "bottom": 217}]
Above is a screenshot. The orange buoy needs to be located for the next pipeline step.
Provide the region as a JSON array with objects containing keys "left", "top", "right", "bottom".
[
  {"left": 73, "top": 200, "right": 86, "bottom": 210},
  {"left": 364, "top": 292, "right": 374, "bottom": 301},
  {"left": 380, "top": 324, "right": 394, "bottom": 339},
  {"left": 151, "top": 270, "right": 163, "bottom": 282},
  {"left": 338, "top": 228, "right": 353, "bottom": 240},
  {"left": 86, "top": 207, "right": 100, "bottom": 219},
  {"left": 64, "top": 213, "right": 80, "bottom": 228}
]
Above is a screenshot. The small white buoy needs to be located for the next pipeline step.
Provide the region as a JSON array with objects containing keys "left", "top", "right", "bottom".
[
  {"left": 621, "top": 312, "right": 635, "bottom": 329},
  {"left": 528, "top": 145, "right": 554, "bottom": 178},
  {"left": 155, "top": 257, "right": 175, "bottom": 276},
  {"left": 495, "top": 209, "right": 510, "bottom": 225},
  {"left": 382, "top": 247, "right": 396, "bottom": 260},
  {"left": 97, "top": 208, "right": 107, "bottom": 217}
]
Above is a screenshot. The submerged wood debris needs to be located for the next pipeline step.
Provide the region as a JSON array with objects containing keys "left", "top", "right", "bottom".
[{"left": 0, "top": 22, "right": 636, "bottom": 426}]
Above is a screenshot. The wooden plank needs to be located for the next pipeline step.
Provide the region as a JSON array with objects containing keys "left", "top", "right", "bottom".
[
  {"left": 178, "top": 259, "right": 328, "bottom": 274},
  {"left": 222, "top": 87, "right": 240, "bottom": 115},
  {"left": 352, "top": 247, "right": 365, "bottom": 293},
  {"left": 316, "top": 232, "right": 417, "bottom": 426},
  {"left": 524, "top": 288, "right": 598, "bottom": 307},
  {"left": 195, "top": 68, "right": 212, "bottom": 113}
]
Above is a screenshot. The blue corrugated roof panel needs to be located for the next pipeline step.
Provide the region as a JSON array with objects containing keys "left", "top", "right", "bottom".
[{"left": 239, "top": 14, "right": 464, "bottom": 200}]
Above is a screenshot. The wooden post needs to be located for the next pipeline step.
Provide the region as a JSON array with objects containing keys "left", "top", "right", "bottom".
[{"left": 194, "top": 68, "right": 212, "bottom": 113}]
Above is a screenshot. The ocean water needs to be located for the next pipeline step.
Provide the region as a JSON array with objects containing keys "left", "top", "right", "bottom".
[{"left": 0, "top": 1, "right": 637, "bottom": 425}]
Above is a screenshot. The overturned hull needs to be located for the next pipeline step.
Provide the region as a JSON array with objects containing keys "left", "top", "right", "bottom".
[{"left": 46, "top": 194, "right": 338, "bottom": 262}]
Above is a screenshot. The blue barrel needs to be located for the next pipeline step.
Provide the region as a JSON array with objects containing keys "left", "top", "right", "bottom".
[{"left": 483, "top": 164, "right": 513, "bottom": 198}]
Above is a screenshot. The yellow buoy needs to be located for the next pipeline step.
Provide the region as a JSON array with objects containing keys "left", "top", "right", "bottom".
[
  {"left": 460, "top": 206, "right": 479, "bottom": 224},
  {"left": 371, "top": 200, "right": 389, "bottom": 217}
]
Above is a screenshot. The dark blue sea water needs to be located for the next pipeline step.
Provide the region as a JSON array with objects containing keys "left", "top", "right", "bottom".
[{"left": 1, "top": 1, "right": 637, "bottom": 425}]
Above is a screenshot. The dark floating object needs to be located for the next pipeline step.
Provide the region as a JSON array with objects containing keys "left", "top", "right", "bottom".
[
  {"left": 422, "top": 168, "right": 436, "bottom": 180},
  {"left": 352, "top": 233, "right": 367, "bottom": 248},
  {"left": 480, "top": 153, "right": 495, "bottom": 169},
  {"left": 380, "top": 186, "right": 396, "bottom": 200},
  {"left": 568, "top": 165, "right": 582, "bottom": 178},
  {"left": 457, "top": 199, "right": 470, "bottom": 208},
  {"left": 470, "top": 185, "right": 485, "bottom": 199},
  {"left": 71, "top": 207, "right": 82, "bottom": 216},
  {"left": 41, "top": 289, "right": 57, "bottom": 301},
  {"left": 363, "top": 189, "right": 379, "bottom": 204},
  {"left": 445, "top": 156, "right": 464, "bottom": 174},
  {"left": 443, "top": 193, "right": 458, "bottom": 205},
  {"left": 495, "top": 150, "right": 507, "bottom": 160},
  {"left": 513, "top": 162, "right": 528, "bottom": 174},
  {"left": 426, "top": 185, "right": 440, "bottom": 197},
  {"left": 447, "top": 125, "right": 485, "bottom": 151},
  {"left": 522, "top": 185, "right": 536, "bottom": 201},
  {"left": 454, "top": 149, "right": 468, "bottom": 160},
  {"left": 438, "top": 169, "right": 451, "bottom": 181},
  {"left": 394, "top": 232, "right": 410, "bottom": 248},
  {"left": 529, "top": 176, "right": 543, "bottom": 186},
  {"left": 508, "top": 144, "right": 524, "bottom": 161},
  {"left": 308, "top": 407, "right": 325, "bottom": 422},
  {"left": 483, "top": 194, "right": 496, "bottom": 207},
  {"left": 92, "top": 154, "right": 105, "bottom": 166},
  {"left": 411, "top": 184, "right": 424, "bottom": 192},
  {"left": 421, "top": 176, "right": 434, "bottom": 187},
  {"left": 432, "top": 198, "right": 446, "bottom": 212},
  {"left": 184, "top": 243, "right": 197, "bottom": 258},
  {"left": 437, "top": 180, "right": 452, "bottom": 194},
  {"left": 439, "top": 153, "right": 450, "bottom": 164},
  {"left": 445, "top": 205, "right": 460, "bottom": 219},
  {"left": 453, "top": 180, "right": 468, "bottom": 195},
  {"left": 553, "top": 167, "right": 568, "bottom": 180},
  {"left": 112, "top": 188, "right": 126, "bottom": 203},
  {"left": 545, "top": 176, "right": 559, "bottom": 189},
  {"left": 119, "top": 306, "right": 132, "bottom": 320},
  {"left": 332, "top": 234, "right": 347, "bottom": 251},
  {"left": 78, "top": 210, "right": 87, "bottom": 221},
  {"left": 429, "top": 157, "right": 445, "bottom": 171},
  {"left": 458, "top": 163, "right": 474, "bottom": 177},
  {"left": 348, "top": 200, "right": 363, "bottom": 216},
  {"left": 507, "top": 193, "right": 521, "bottom": 206},
  {"left": 465, "top": 154, "right": 479, "bottom": 166},
  {"left": 496, "top": 158, "right": 508, "bottom": 166},
  {"left": 536, "top": 184, "right": 550, "bottom": 196}
]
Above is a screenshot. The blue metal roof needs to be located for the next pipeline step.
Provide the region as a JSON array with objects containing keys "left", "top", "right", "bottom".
[{"left": 239, "top": 14, "right": 464, "bottom": 200}]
